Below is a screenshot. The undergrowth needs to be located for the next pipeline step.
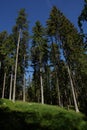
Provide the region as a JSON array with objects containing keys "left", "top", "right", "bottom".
[{"left": 0, "top": 98, "right": 87, "bottom": 130}]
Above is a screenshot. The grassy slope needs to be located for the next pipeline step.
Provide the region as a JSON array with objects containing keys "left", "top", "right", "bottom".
[{"left": 0, "top": 99, "right": 87, "bottom": 130}]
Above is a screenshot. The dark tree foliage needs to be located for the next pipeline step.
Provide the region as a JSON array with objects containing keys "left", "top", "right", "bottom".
[{"left": 0, "top": 3, "right": 87, "bottom": 115}]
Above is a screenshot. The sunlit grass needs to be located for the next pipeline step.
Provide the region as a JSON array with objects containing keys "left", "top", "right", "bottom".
[{"left": 0, "top": 98, "right": 87, "bottom": 130}]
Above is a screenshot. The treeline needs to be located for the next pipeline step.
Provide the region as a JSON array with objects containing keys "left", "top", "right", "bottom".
[{"left": 0, "top": 5, "right": 87, "bottom": 114}]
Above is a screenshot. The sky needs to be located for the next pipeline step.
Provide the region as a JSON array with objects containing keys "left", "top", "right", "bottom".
[{"left": 0, "top": 0, "right": 84, "bottom": 34}]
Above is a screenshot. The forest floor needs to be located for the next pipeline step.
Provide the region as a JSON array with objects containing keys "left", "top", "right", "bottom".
[{"left": 0, "top": 98, "right": 87, "bottom": 130}]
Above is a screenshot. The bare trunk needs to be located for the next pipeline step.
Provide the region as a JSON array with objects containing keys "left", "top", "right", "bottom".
[
  {"left": 13, "top": 29, "right": 21, "bottom": 102},
  {"left": 62, "top": 46, "right": 79, "bottom": 112},
  {"left": 23, "top": 74, "right": 26, "bottom": 102},
  {"left": 50, "top": 75, "right": 52, "bottom": 105},
  {"left": 40, "top": 67, "right": 44, "bottom": 104},
  {"left": 67, "top": 64, "right": 79, "bottom": 112},
  {"left": 0, "top": 61, "right": 1, "bottom": 69},
  {"left": 9, "top": 67, "right": 13, "bottom": 100},
  {"left": 56, "top": 73, "right": 61, "bottom": 106},
  {"left": 2, "top": 72, "right": 6, "bottom": 98},
  {"left": 69, "top": 97, "right": 71, "bottom": 106},
  {"left": 23, "top": 55, "right": 26, "bottom": 102},
  {"left": 55, "top": 65, "right": 61, "bottom": 106}
]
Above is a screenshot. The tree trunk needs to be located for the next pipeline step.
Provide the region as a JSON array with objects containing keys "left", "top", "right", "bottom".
[
  {"left": 23, "top": 73, "right": 26, "bottom": 102},
  {"left": 2, "top": 72, "right": 6, "bottom": 98},
  {"left": 40, "top": 67, "right": 44, "bottom": 104},
  {"left": 23, "top": 55, "right": 26, "bottom": 102},
  {"left": 51, "top": 37, "right": 61, "bottom": 106},
  {"left": 56, "top": 72, "right": 61, "bottom": 106},
  {"left": 0, "top": 61, "right": 1, "bottom": 69},
  {"left": 13, "top": 29, "right": 21, "bottom": 102},
  {"left": 66, "top": 64, "right": 79, "bottom": 112},
  {"left": 9, "top": 66, "right": 13, "bottom": 100},
  {"left": 55, "top": 65, "right": 61, "bottom": 106},
  {"left": 62, "top": 45, "right": 79, "bottom": 112}
]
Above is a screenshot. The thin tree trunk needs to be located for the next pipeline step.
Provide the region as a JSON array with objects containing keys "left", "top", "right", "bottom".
[
  {"left": 23, "top": 73, "right": 26, "bottom": 102},
  {"left": 0, "top": 61, "right": 1, "bottom": 69},
  {"left": 56, "top": 72, "right": 61, "bottom": 106},
  {"left": 23, "top": 55, "right": 26, "bottom": 102},
  {"left": 49, "top": 71, "right": 52, "bottom": 104},
  {"left": 62, "top": 44, "right": 79, "bottom": 112},
  {"left": 9, "top": 66, "right": 13, "bottom": 100},
  {"left": 13, "top": 29, "right": 21, "bottom": 102},
  {"left": 2, "top": 72, "right": 6, "bottom": 98},
  {"left": 51, "top": 37, "right": 61, "bottom": 106},
  {"left": 40, "top": 67, "right": 44, "bottom": 104},
  {"left": 55, "top": 64, "right": 61, "bottom": 106},
  {"left": 66, "top": 64, "right": 79, "bottom": 112}
]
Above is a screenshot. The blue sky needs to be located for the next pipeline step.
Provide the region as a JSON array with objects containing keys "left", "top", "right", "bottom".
[{"left": 0, "top": 0, "right": 84, "bottom": 33}]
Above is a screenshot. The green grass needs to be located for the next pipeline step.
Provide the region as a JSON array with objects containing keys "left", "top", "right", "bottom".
[{"left": 0, "top": 98, "right": 87, "bottom": 130}]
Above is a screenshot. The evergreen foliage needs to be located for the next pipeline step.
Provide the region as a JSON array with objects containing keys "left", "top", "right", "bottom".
[{"left": 0, "top": 2, "right": 87, "bottom": 116}]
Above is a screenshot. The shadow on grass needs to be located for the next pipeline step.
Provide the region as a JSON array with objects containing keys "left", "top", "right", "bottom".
[
  {"left": 0, "top": 107, "right": 41, "bottom": 130},
  {"left": 0, "top": 107, "right": 87, "bottom": 130}
]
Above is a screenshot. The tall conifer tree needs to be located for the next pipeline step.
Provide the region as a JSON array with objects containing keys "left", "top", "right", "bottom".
[
  {"left": 31, "top": 21, "right": 48, "bottom": 104},
  {"left": 12, "top": 9, "right": 29, "bottom": 102}
]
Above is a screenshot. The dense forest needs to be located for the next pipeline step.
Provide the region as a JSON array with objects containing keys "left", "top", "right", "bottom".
[{"left": 0, "top": 0, "right": 87, "bottom": 116}]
